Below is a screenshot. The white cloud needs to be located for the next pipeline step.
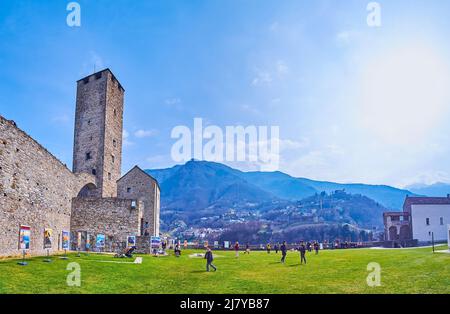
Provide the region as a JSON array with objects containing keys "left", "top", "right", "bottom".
[
  {"left": 241, "top": 104, "right": 262, "bottom": 116},
  {"left": 123, "top": 129, "right": 134, "bottom": 147},
  {"left": 52, "top": 114, "right": 70, "bottom": 124},
  {"left": 336, "top": 31, "right": 351, "bottom": 44},
  {"left": 276, "top": 60, "right": 289, "bottom": 76},
  {"left": 252, "top": 61, "right": 288, "bottom": 86},
  {"left": 357, "top": 41, "right": 450, "bottom": 147},
  {"left": 134, "top": 129, "right": 157, "bottom": 138},
  {"left": 80, "top": 51, "right": 106, "bottom": 76},
  {"left": 251, "top": 70, "right": 272, "bottom": 86},
  {"left": 164, "top": 98, "right": 183, "bottom": 110},
  {"left": 335, "top": 30, "right": 361, "bottom": 46}
]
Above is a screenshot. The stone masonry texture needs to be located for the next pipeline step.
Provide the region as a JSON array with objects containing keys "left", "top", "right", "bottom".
[
  {"left": 73, "top": 69, "right": 124, "bottom": 198},
  {"left": 117, "top": 166, "right": 161, "bottom": 236},
  {"left": 0, "top": 69, "right": 161, "bottom": 258},
  {"left": 0, "top": 116, "right": 96, "bottom": 257}
]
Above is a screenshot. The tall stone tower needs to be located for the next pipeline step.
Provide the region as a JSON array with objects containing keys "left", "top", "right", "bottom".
[{"left": 73, "top": 69, "right": 124, "bottom": 198}]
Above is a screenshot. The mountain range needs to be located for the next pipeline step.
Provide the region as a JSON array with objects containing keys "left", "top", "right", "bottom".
[
  {"left": 406, "top": 182, "right": 450, "bottom": 197},
  {"left": 147, "top": 160, "right": 415, "bottom": 211}
]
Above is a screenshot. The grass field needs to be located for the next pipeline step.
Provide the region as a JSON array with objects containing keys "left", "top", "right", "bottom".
[{"left": 0, "top": 246, "right": 449, "bottom": 294}]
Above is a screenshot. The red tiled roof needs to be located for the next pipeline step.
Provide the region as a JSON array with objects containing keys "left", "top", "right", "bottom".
[{"left": 403, "top": 196, "right": 450, "bottom": 213}]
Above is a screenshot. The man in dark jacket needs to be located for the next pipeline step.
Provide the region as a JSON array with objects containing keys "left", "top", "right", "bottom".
[
  {"left": 205, "top": 247, "right": 217, "bottom": 272},
  {"left": 280, "top": 241, "right": 287, "bottom": 264},
  {"left": 274, "top": 243, "right": 279, "bottom": 254},
  {"left": 299, "top": 242, "right": 307, "bottom": 265},
  {"left": 314, "top": 242, "right": 319, "bottom": 255}
]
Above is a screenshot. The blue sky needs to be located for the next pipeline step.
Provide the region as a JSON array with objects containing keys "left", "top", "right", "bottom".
[{"left": 1, "top": 0, "right": 450, "bottom": 188}]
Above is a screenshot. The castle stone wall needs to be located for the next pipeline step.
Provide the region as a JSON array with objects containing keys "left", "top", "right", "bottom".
[
  {"left": 0, "top": 116, "right": 95, "bottom": 258},
  {"left": 70, "top": 197, "right": 142, "bottom": 249}
]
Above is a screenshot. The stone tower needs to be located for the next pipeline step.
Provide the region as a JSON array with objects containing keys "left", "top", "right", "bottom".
[{"left": 73, "top": 69, "right": 124, "bottom": 197}]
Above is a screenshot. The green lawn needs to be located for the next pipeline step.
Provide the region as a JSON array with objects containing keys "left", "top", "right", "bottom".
[{"left": 0, "top": 246, "right": 449, "bottom": 294}]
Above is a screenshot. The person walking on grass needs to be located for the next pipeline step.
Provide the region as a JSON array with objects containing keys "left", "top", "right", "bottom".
[
  {"left": 314, "top": 241, "right": 319, "bottom": 255},
  {"left": 266, "top": 243, "right": 271, "bottom": 254},
  {"left": 274, "top": 243, "right": 279, "bottom": 254},
  {"left": 244, "top": 243, "right": 250, "bottom": 254},
  {"left": 234, "top": 241, "right": 240, "bottom": 258},
  {"left": 280, "top": 241, "right": 287, "bottom": 264},
  {"left": 174, "top": 243, "right": 181, "bottom": 257},
  {"left": 205, "top": 247, "right": 217, "bottom": 272},
  {"left": 299, "top": 242, "right": 307, "bottom": 265}
]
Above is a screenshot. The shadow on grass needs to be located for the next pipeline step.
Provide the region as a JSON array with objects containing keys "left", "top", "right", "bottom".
[
  {"left": 288, "top": 263, "right": 306, "bottom": 267},
  {"left": 190, "top": 270, "right": 207, "bottom": 274}
]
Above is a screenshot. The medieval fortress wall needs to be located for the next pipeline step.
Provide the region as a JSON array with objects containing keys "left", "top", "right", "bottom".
[
  {"left": 70, "top": 197, "right": 143, "bottom": 247},
  {"left": 0, "top": 116, "right": 96, "bottom": 257},
  {"left": 0, "top": 69, "right": 160, "bottom": 258}
]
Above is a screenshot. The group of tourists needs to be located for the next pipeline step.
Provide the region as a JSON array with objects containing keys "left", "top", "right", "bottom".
[{"left": 175, "top": 239, "right": 322, "bottom": 272}]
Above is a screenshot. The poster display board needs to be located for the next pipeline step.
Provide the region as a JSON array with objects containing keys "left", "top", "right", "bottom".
[
  {"left": 86, "top": 233, "right": 91, "bottom": 250},
  {"left": 224, "top": 241, "right": 230, "bottom": 249},
  {"left": 127, "top": 236, "right": 136, "bottom": 248},
  {"left": 447, "top": 225, "right": 450, "bottom": 250},
  {"left": 77, "top": 232, "right": 82, "bottom": 249},
  {"left": 19, "top": 225, "right": 31, "bottom": 250},
  {"left": 151, "top": 236, "right": 161, "bottom": 248},
  {"left": 44, "top": 228, "right": 53, "bottom": 249},
  {"left": 96, "top": 234, "right": 105, "bottom": 248},
  {"left": 62, "top": 231, "right": 70, "bottom": 250}
]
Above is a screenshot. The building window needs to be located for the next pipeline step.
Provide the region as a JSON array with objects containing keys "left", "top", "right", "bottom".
[
  {"left": 92, "top": 169, "right": 96, "bottom": 175},
  {"left": 440, "top": 217, "right": 444, "bottom": 225},
  {"left": 127, "top": 187, "right": 131, "bottom": 193},
  {"left": 111, "top": 155, "right": 115, "bottom": 163},
  {"left": 131, "top": 200, "right": 137, "bottom": 209},
  {"left": 108, "top": 172, "right": 112, "bottom": 180},
  {"left": 88, "top": 119, "right": 91, "bottom": 125},
  {"left": 86, "top": 152, "right": 92, "bottom": 160},
  {"left": 426, "top": 218, "right": 430, "bottom": 226},
  {"left": 113, "top": 139, "right": 117, "bottom": 147},
  {"left": 95, "top": 72, "right": 102, "bottom": 80},
  {"left": 113, "top": 109, "right": 117, "bottom": 116}
]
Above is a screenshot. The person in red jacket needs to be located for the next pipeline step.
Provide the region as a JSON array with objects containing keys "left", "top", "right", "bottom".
[{"left": 234, "top": 241, "right": 240, "bottom": 258}]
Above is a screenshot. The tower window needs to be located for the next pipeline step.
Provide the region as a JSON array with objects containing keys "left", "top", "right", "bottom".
[
  {"left": 108, "top": 172, "right": 112, "bottom": 180},
  {"left": 92, "top": 169, "right": 96, "bottom": 175},
  {"left": 113, "top": 139, "right": 117, "bottom": 147},
  {"left": 440, "top": 217, "right": 444, "bottom": 225},
  {"left": 127, "top": 187, "right": 131, "bottom": 193},
  {"left": 86, "top": 152, "right": 92, "bottom": 160},
  {"left": 87, "top": 120, "right": 91, "bottom": 125},
  {"left": 95, "top": 72, "right": 102, "bottom": 80},
  {"left": 426, "top": 218, "right": 430, "bottom": 226},
  {"left": 111, "top": 155, "right": 115, "bottom": 163},
  {"left": 113, "top": 109, "right": 117, "bottom": 116}
]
